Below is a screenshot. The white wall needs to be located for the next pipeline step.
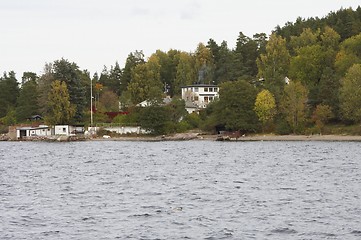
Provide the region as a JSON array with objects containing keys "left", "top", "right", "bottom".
[{"left": 54, "top": 125, "right": 70, "bottom": 135}]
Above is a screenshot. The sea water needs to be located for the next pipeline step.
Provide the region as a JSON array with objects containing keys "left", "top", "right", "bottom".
[{"left": 1, "top": 141, "right": 360, "bottom": 239}]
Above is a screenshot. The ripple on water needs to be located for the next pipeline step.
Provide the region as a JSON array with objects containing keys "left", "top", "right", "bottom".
[{"left": 0, "top": 141, "right": 361, "bottom": 239}]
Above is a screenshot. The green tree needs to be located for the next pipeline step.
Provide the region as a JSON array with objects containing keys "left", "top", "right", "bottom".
[
  {"left": 317, "top": 67, "right": 340, "bottom": 114},
  {"left": 213, "top": 80, "right": 258, "bottom": 132},
  {"left": 232, "top": 32, "right": 259, "bottom": 79},
  {"left": 174, "top": 52, "right": 196, "bottom": 96},
  {"left": 52, "top": 58, "right": 86, "bottom": 123},
  {"left": 16, "top": 80, "right": 39, "bottom": 121},
  {"left": 138, "top": 106, "right": 170, "bottom": 135},
  {"left": 289, "top": 28, "right": 320, "bottom": 52},
  {"left": 254, "top": 89, "right": 276, "bottom": 132},
  {"left": 0, "top": 108, "right": 17, "bottom": 126},
  {"left": 153, "top": 49, "right": 180, "bottom": 96},
  {"left": 339, "top": 64, "right": 361, "bottom": 122},
  {"left": 45, "top": 80, "right": 75, "bottom": 125},
  {"left": 257, "top": 34, "right": 290, "bottom": 100},
  {"left": 120, "top": 50, "right": 145, "bottom": 94},
  {"left": 164, "top": 98, "right": 187, "bottom": 123},
  {"left": 99, "top": 62, "right": 122, "bottom": 96},
  {"left": 21, "top": 72, "right": 38, "bottom": 85},
  {"left": 208, "top": 39, "right": 237, "bottom": 83},
  {"left": 335, "top": 33, "right": 361, "bottom": 77},
  {"left": 280, "top": 80, "right": 308, "bottom": 134},
  {"left": 289, "top": 44, "right": 325, "bottom": 104},
  {"left": 38, "top": 63, "right": 55, "bottom": 115},
  {"left": 0, "top": 71, "right": 19, "bottom": 118},
  {"left": 127, "top": 55, "right": 163, "bottom": 105}
]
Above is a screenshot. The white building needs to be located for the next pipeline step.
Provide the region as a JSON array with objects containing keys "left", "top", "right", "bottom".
[
  {"left": 181, "top": 84, "right": 219, "bottom": 113},
  {"left": 54, "top": 125, "right": 84, "bottom": 135},
  {"left": 16, "top": 125, "right": 52, "bottom": 139}
]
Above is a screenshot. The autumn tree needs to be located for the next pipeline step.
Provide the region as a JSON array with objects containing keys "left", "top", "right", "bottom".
[
  {"left": 52, "top": 58, "right": 86, "bottom": 123},
  {"left": 45, "top": 80, "right": 75, "bottom": 125},
  {"left": 98, "top": 90, "right": 119, "bottom": 112},
  {"left": 312, "top": 104, "right": 334, "bottom": 133},
  {"left": 254, "top": 89, "right": 276, "bottom": 132},
  {"left": 280, "top": 80, "right": 308, "bottom": 134},
  {"left": 194, "top": 42, "right": 215, "bottom": 84}
]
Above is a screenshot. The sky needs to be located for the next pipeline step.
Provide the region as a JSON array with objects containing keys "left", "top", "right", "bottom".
[{"left": 1, "top": 0, "right": 360, "bottom": 79}]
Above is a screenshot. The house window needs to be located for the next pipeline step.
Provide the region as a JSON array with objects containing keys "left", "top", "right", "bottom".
[
  {"left": 204, "top": 88, "right": 208, "bottom": 92},
  {"left": 209, "top": 88, "right": 213, "bottom": 92},
  {"left": 194, "top": 87, "right": 199, "bottom": 92},
  {"left": 63, "top": 128, "right": 66, "bottom": 132},
  {"left": 194, "top": 96, "right": 199, "bottom": 101},
  {"left": 209, "top": 97, "right": 213, "bottom": 101},
  {"left": 214, "top": 87, "right": 218, "bottom": 92},
  {"left": 204, "top": 97, "right": 209, "bottom": 103}
]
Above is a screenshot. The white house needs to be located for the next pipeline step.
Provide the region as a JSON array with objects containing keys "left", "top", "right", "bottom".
[
  {"left": 16, "top": 125, "right": 52, "bottom": 139},
  {"left": 54, "top": 125, "right": 84, "bottom": 135},
  {"left": 181, "top": 84, "right": 219, "bottom": 113}
]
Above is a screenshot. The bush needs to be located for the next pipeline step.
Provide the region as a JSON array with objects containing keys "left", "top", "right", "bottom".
[
  {"left": 183, "top": 112, "right": 201, "bottom": 128},
  {"left": 275, "top": 119, "right": 292, "bottom": 135},
  {"left": 176, "top": 121, "right": 192, "bottom": 133}
]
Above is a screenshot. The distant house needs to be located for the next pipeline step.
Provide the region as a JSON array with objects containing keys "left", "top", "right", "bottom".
[
  {"left": 27, "top": 115, "right": 43, "bottom": 121},
  {"left": 137, "top": 96, "right": 172, "bottom": 107},
  {"left": 181, "top": 84, "right": 219, "bottom": 113},
  {"left": 54, "top": 125, "right": 84, "bottom": 136},
  {"left": 16, "top": 125, "right": 52, "bottom": 139}
]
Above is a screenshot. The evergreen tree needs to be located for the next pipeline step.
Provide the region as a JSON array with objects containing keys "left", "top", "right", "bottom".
[
  {"left": 0, "top": 71, "right": 19, "bottom": 118},
  {"left": 16, "top": 80, "right": 39, "bottom": 121},
  {"left": 120, "top": 50, "right": 145, "bottom": 95}
]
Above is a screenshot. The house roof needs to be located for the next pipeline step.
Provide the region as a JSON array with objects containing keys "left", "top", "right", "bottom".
[
  {"left": 17, "top": 126, "right": 50, "bottom": 131},
  {"left": 181, "top": 84, "right": 218, "bottom": 88},
  {"left": 185, "top": 101, "right": 198, "bottom": 108}
]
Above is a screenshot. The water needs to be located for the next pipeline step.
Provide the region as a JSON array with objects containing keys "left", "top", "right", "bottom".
[{"left": 1, "top": 140, "right": 361, "bottom": 239}]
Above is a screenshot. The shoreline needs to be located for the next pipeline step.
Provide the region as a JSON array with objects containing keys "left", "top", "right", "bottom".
[
  {"left": 90, "top": 134, "right": 361, "bottom": 142},
  {"left": 3, "top": 133, "right": 361, "bottom": 142}
]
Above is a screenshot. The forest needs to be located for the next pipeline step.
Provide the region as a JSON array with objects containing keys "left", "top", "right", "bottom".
[{"left": 1, "top": 6, "right": 361, "bottom": 135}]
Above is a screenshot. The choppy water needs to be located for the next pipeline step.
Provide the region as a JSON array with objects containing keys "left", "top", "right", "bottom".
[{"left": 1, "top": 140, "right": 361, "bottom": 239}]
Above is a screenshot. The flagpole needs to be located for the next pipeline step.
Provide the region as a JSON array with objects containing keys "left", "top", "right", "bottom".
[{"left": 90, "top": 78, "right": 93, "bottom": 127}]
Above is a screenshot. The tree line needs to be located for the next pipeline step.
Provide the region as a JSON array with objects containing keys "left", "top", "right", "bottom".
[{"left": 1, "top": 6, "right": 361, "bottom": 135}]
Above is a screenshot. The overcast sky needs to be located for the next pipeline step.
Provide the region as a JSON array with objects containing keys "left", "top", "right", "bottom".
[{"left": 1, "top": 0, "right": 360, "bottom": 79}]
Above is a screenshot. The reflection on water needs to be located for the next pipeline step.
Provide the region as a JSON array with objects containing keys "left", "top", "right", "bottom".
[{"left": 1, "top": 141, "right": 361, "bottom": 239}]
